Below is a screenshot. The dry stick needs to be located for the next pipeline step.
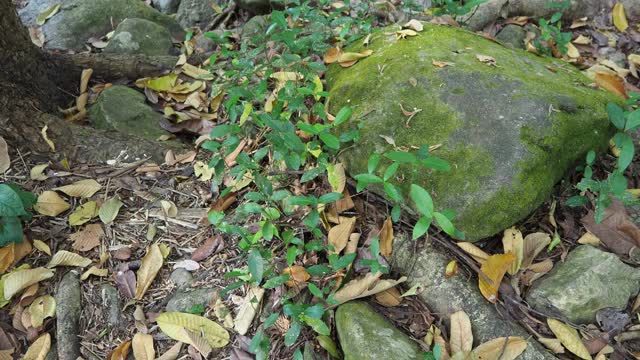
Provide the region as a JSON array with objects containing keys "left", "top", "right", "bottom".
[
  {"left": 204, "top": 2, "right": 237, "bottom": 31},
  {"left": 107, "top": 157, "right": 151, "bottom": 178}
]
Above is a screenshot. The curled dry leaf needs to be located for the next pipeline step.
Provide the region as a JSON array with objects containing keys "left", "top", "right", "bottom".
[
  {"left": 521, "top": 232, "right": 551, "bottom": 269},
  {"left": 502, "top": 227, "right": 524, "bottom": 274},
  {"left": 337, "top": 49, "right": 373, "bottom": 67},
  {"left": 54, "top": 179, "right": 101, "bottom": 198},
  {"left": 0, "top": 137, "right": 9, "bottom": 174},
  {"left": 324, "top": 47, "right": 341, "bottom": 64},
  {"left": 3, "top": 267, "right": 54, "bottom": 300},
  {"left": 450, "top": 310, "right": 473, "bottom": 355},
  {"left": 80, "top": 266, "right": 108, "bottom": 280},
  {"left": 135, "top": 244, "right": 164, "bottom": 300},
  {"left": 379, "top": 217, "right": 394, "bottom": 257},
  {"left": 445, "top": 260, "right": 458, "bottom": 278},
  {"left": 595, "top": 73, "right": 627, "bottom": 98},
  {"left": 34, "top": 191, "right": 70, "bottom": 216},
  {"left": 70, "top": 223, "right": 104, "bottom": 252},
  {"left": 108, "top": 340, "right": 132, "bottom": 360},
  {"left": 547, "top": 319, "right": 592, "bottom": 360},
  {"left": 28, "top": 27, "right": 45, "bottom": 48},
  {"left": 132, "top": 333, "right": 155, "bottom": 360},
  {"left": 27, "top": 295, "right": 56, "bottom": 327},
  {"left": 22, "top": 333, "right": 50, "bottom": 360},
  {"left": 156, "top": 312, "right": 230, "bottom": 348},
  {"left": 396, "top": 29, "right": 418, "bottom": 39},
  {"left": 479, "top": 253, "right": 515, "bottom": 303},
  {"left": 234, "top": 286, "right": 265, "bottom": 336},
  {"left": 47, "top": 250, "right": 91, "bottom": 268},
  {"left": 160, "top": 200, "right": 178, "bottom": 218},
  {"left": 283, "top": 266, "right": 310, "bottom": 287},
  {"left": 403, "top": 19, "right": 424, "bottom": 32},
  {"left": 30, "top": 164, "right": 49, "bottom": 181},
  {"left": 191, "top": 235, "right": 224, "bottom": 262},
  {"left": 472, "top": 337, "right": 527, "bottom": 360},
  {"left": 457, "top": 242, "right": 489, "bottom": 264},
  {"left": 538, "top": 337, "right": 565, "bottom": 354},
  {"left": 328, "top": 217, "right": 357, "bottom": 254},
  {"left": 332, "top": 272, "right": 406, "bottom": 306},
  {"left": 173, "top": 260, "right": 200, "bottom": 272},
  {"left": 577, "top": 232, "right": 601, "bottom": 246},
  {"left": 476, "top": 54, "right": 496, "bottom": 66},
  {"left": 374, "top": 287, "right": 402, "bottom": 307}
]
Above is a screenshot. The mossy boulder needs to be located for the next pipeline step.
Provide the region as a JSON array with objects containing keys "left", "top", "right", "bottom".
[
  {"left": 19, "top": 0, "right": 184, "bottom": 51},
  {"left": 527, "top": 245, "right": 640, "bottom": 324},
  {"left": 104, "top": 18, "right": 175, "bottom": 56},
  {"left": 89, "top": 86, "right": 170, "bottom": 142},
  {"left": 326, "top": 23, "right": 618, "bottom": 242},
  {"left": 176, "top": 0, "right": 219, "bottom": 29},
  {"left": 336, "top": 302, "right": 421, "bottom": 360}
]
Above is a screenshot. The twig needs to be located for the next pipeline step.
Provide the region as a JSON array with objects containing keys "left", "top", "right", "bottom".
[
  {"left": 204, "top": 3, "right": 236, "bottom": 31},
  {"left": 107, "top": 157, "right": 151, "bottom": 178}
]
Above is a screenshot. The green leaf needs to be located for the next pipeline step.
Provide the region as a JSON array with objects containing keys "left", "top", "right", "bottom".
[
  {"left": 333, "top": 107, "right": 353, "bottom": 126},
  {"left": 412, "top": 216, "right": 432, "bottom": 240},
  {"left": 354, "top": 174, "right": 383, "bottom": 186},
  {"left": 319, "top": 132, "right": 340, "bottom": 150},
  {"left": 384, "top": 151, "right": 416, "bottom": 163},
  {"left": 36, "top": 3, "right": 61, "bottom": 25},
  {"left": 586, "top": 150, "right": 596, "bottom": 165},
  {"left": 263, "top": 274, "right": 290, "bottom": 289},
  {"left": 607, "top": 102, "right": 626, "bottom": 130},
  {"left": 383, "top": 182, "right": 402, "bottom": 202},
  {"left": 383, "top": 163, "right": 399, "bottom": 181},
  {"left": 248, "top": 249, "right": 264, "bottom": 284},
  {"left": 0, "top": 216, "right": 23, "bottom": 247},
  {"left": 434, "top": 212, "right": 456, "bottom": 237},
  {"left": 99, "top": 197, "right": 123, "bottom": 224},
  {"left": 318, "top": 192, "right": 343, "bottom": 204},
  {"left": 308, "top": 283, "right": 324, "bottom": 298},
  {"left": 626, "top": 109, "right": 640, "bottom": 130},
  {"left": 5, "top": 184, "right": 36, "bottom": 211},
  {"left": 565, "top": 195, "right": 588, "bottom": 207},
  {"left": 614, "top": 132, "right": 634, "bottom": 171},
  {"left": 331, "top": 253, "right": 356, "bottom": 271},
  {"left": 409, "top": 184, "right": 433, "bottom": 217},
  {"left": 302, "top": 315, "right": 330, "bottom": 335},
  {"left": 419, "top": 157, "right": 450, "bottom": 171},
  {"left": 306, "top": 265, "right": 331, "bottom": 276},
  {"left": 0, "top": 184, "right": 27, "bottom": 217},
  {"left": 285, "top": 320, "right": 302, "bottom": 346},
  {"left": 368, "top": 154, "right": 381, "bottom": 174}
]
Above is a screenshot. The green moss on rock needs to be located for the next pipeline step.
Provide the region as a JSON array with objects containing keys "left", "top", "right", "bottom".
[{"left": 327, "top": 23, "right": 618, "bottom": 241}]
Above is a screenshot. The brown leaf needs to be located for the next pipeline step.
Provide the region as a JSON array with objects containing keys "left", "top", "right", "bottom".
[
  {"left": 450, "top": 310, "right": 473, "bottom": 355},
  {"left": 210, "top": 193, "right": 237, "bottom": 213},
  {"left": 432, "top": 60, "right": 454, "bottom": 68},
  {"left": 324, "top": 47, "right": 342, "bottom": 64},
  {"left": 595, "top": 73, "right": 627, "bottom": 98},
  {"left": 479, "top": 253, "right": 515, "bottom": 303},
  {"left": 132, "top": 333, "right": 155, "bottom": 360},
  {"left": 135, "top": 244, "right": 164, "bottom": 300},
  {"left": 472, "top": 337, "right": 527, "bottom": 359},
  {"left": 283, "top": 266, "right": 310, "bottom": 287},
  {"left": 331, "top": 273, "right": 406, "bottom": 306},
  {"left": 328, "top": 217, "right": 357, "bottom": 254},
  {"left": 116, "top": 270, "right": 136, "bottom": 299},
  {"left": 109, "top": 340, "right": 132, "bottom": 360},
  {"left": 374, "top": 287, "right": 402, "bottom": 307},
  {"left": 502, "top": 227, "right": 524, "bottom": 274},
  {"left": 582, "top": 199, "right": 640, "bottom": 257},
  {"left": 521, "top": 232, "right": 551, "bottom": 269},
  {"left": 191, "top": 235, "right": 224, "bottom": 262},
  {"left": 0, "top": 136, "right": 9, "bottom": 174},
  {"left": 379, "top": 217, "right": 394, "bottom": 257},
  {"left": 70, "top": 223, "right": 104, "bottom": 252}
]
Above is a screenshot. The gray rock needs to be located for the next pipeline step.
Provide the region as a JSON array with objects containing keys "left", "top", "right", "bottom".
[
  {"left": 336, "top": 302, "right": 421, "bottom": 360},
  {"left": 101, "top": 284, "right": 121, "bottom": 327},
  {"left": 170, "top": 268, "right": 194, "bottom": 290},
  {"left": 527, "top": 245, "right": 640, "bottom": 324},
  {"left": 166, "top": 287, "right": 216, "bottom": 312},
  {"left": 326, "top": 23, "right": 617, "bottom": 242},
  {"left": 496, "top": 24, "right": 526, "bottom": 49},
  {"left": 392, "top": 234, "right": 555, "bottom": 359},
  {"left": 19, "top": 0, "right": 184, "bottom": 51},
  {"left": 241, "top": 15, "right": 270, "bottom": 38},
  {"left": 55, "top": 271, "right": 81, "bottom": 360},
  {"left": 89, "top": 86, "right": 170, "bottom": 142},
  {"left": 104, "top": 18, "right": 175, "bottom": 56},
  {"left": 153, "top": 0, "right": 181, "bottom": 13},
  {"left": 176, "top": 0, "right": 218, "bottom": 29}
]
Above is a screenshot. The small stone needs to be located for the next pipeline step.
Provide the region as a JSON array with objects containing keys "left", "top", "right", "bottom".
[
  {"left": 88, "top": 85, "right": 170, "bottom": 142},
  {"left": 176, "top": 0, "right": 219, "bottom": 29},
  {"left": 496, "top": 24, "right": 527, "bottom": 49},
  {"left": 170, "top": 268, "right": 194, "bottom": 290},
  {"left": 336, "top": 301, "right": 421, "bottom": 360},
  {"left": 104, "top": 18, "right": 175, "bottom": 56},
  {"left": 55, "top": 271, "right": 81, "bottom": 360},
  {"left": 166, "top": 287, "right": 216, "bottom": 312},
  {"left": 152, "top": 0, "right": 181, "bottom": 13},
  {"left": 101, "top": 284, "right": 121, "bottom": 327},
  {"left": 527, "top": 245, "right": 640, "bottom": 324}
]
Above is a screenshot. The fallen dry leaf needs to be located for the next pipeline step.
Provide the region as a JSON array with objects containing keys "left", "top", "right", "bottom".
[
  {"left": 156, "top": 342, "right": 183, "bottom": 360},
  {"left": 191, "top": 235, "right": 224, "bottom": 262},
  {"left": 234, "top": 286, "right": 265, "bottom": 335},
  {"left": 476, "top": 54, "right": 496, "bottom": 66},
  {"left": 157, "top": 312, "right": 229, "bottom": 349},
  {"left": 99, "top": 197, "right": 123, "bottom": 224},
  {"left": 80, "top": 266, "right": 108, "bottom": 281},
  {"left": 432, "top": 60, "right": 454, "bottom": 68},
  {"left": 35, "top": 4, "right": 60, "bottom": 25},
  {"left": 54, "top": 179, "right": 101, "bottom": 198},
  {"left": 538, "top": 337, "right": 565, "bottom": 354},
  {"left": 135, "top": 244, "right": 164, "bottom": 299},
  {"left": 47, "top": 250, "right": 91, "bottom": 268},
  {"left": 479, "top": 253, "right": 515, "bottom": 303},
  {"left": 582, "top": 200, "right": 640, "bottom": 257},
  {"left": 374, "top": 287, "right": 402, "bottom": 307},
  {"left": 22, "top": 333, "right": 50, "bottom": 360},
  {"left": 108, "top": 340, "right": 132, "bottom": 360},
  {"left": 547, "top": 318, "right": 592, "bottom": 360},
  {"left": 0, "top": 137, "right": 9, "bottom": 174},
  {"left": 331, "top": 272, "right": 406, "bottom": 305},
  {"left": 34, "top": 191, "right": 70, "bottom": 216},
  {"left": 613, "top": 3, "right": 629, "bottom": 32},
  {"left": 445, "top": 260, "right": 458, "bottom": 278},
  {"left": 132, "top": 333, "right": 155, "bottom": 360},
  {"left": 450, "top": 310, "right": 473, "bottom": 355},
  {"left": 30, "top": 164, "right": 49, "bottom": 181},
  {"left": 328, "top": 217, "right": 357, "bottom": 254},
  {"left": 283, "top": 266, "right": 310, "bottom": 287},
  {"left": 70, "top": 224, "right": 104, "bottom": 252},
  {"left": 521, "top": 232, "right": 551, "bottom": 269},
  {"left": 457, "top": 242, "right": 489, "bottom": 264},
  {"left": 595, "top": 72, "right": 627, "bottom": 98},
  {"left": 32, "top": 240, "right": 51, "bottom": 256},
  {"left": 379, "top": 217, "right": 394, "bottom": 257},
  {"left": 68, "top": 201, "right": 99, "bottom": 226},
  {"left": 502, "top": 227, "right": 524, "bottom": 274},
  {"left": 403, "top": 19, "right": 424, "bottom": 32},
  {"left": 3, "top": 267, "right": 54, "bottom": 301},
  {"left": 27, "top": 295, "right": 55, "bottom": 328},
  {"left": 472, "top": 337, "right": 527, "bottom": 359}
]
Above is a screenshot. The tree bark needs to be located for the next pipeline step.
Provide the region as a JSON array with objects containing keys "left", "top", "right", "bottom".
[{"left": 0, "top": 0, "right": 178, "bottom": 164}]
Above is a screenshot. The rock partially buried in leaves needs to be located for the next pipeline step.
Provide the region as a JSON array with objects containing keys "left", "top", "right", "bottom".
[
  {"left": 104, "top": 18, "right": 175, "bottom": 56},
  {"left": 527, "top": 245, "right": 640, "bottom": 324},
  {"left": 327, "top": 23, "right": 618, "bottom": 242},
  {"left": 336, "top": 301, "right": 421, "bottom": 360}
]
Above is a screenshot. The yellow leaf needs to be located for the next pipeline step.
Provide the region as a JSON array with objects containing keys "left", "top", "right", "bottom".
[
  {"left": 3, "top": 267, "right": 54, "bottom": 300},
  {"left": 450, "top": 310, "right": 473, "bottom": 355},
  {"left": 136, "top": 74, "right": 178, "bottom": 92},
  {"left": 613, "top": 3, "right": 629, "bottom": 32},
  {"left": 445, "top": 260, "right": 458, "bottom": 278},
  {"left": 54, "top": 179, "right": 101, "bottom": 198},
  {"left": 47, "top": 250, "right": 91, "bottom": 268},
  {"left": 158, "top": 243, "right": 171, "bottom": 259},
  {"left": 99, "top": 197, "right": 123, "bottom": 224},
  {"left": 30, "top": 164, "right": 49, "bottom": 181},
  {"left": 566, "top": 43, "right": 581, "bottom": 59},
  {"left": 35, "top": 4, "right": 60, "bottom": 25},
  {"left": 135, "top": 244, "right": 164, "bottom": 300},
  {"left": 327, "top": 163, "right": 346, "bottom": 193},
  {"left": 472, "top": 337, "right": 527, "bottom": 359},
  {"left": 80, "top": 266, "right": 108, "bottom": 280},
  {"left": 324, "top": 47, "right": 342, "bottom": 63},
  {"left": 577, "top": 231, "right": 601, "bottom": 246},
  {"left": 374, "top": 287, "right": 402, "bottom": 307},
  {"left": 547, "top": 319, "right": 592, "bottom": 360},
  {"left": 193, "top": 161, "right": 214, "bottom": 181},
  {"left": 156, "top": 342, "right": 182, "bottom": 360},
  {"left": 23, "top": 333, "right": 50, "bottom": 360},
  {"left": 328, "top": 217, "right": 357, "bottom": 254},
  {"left": 0, "top": 244, "right": 15, "bottom": 274},
  {"left": 132, "top": 333, "right": 155, "bottom": 360},
  {"left": 502, "top": 227, "right": 523, "bottom": 274},
  {"left": 338, "top": 49, "right": 373, "bottom": 67},
  {"left": 572, "top": 35, "right": 592, "bottom": 45},
  {"left": 331, "top": 273, "right": 406, "bottom": 305},
  {"left": 0, "top": 349, "right": 14, "bottom": 360},
  {"left": 27, "top": 295, "right": 56, "bottom": 328},
  {"left": 0, "top": 136, "right": 9, "bottom": 174},
  {"left": 156, "top": 312, "right": 230, "bottom": 348},
  {"left": 595, "top": 72, "right": 627, "bottom": 98},
  {"left": 182, "top": 63, "right": 214, "bottom": 80},
  {"left": 379, "top": 217, "right": 394, "bottom": 257},
  {"left": 69, "top": 201, "right": 99, "bottom": 226},
  {"left": 432, "top": 60, "right": 454, "bottom": 68},
  {"left": 538, "top": 337, "right": 565, "bottom": 354},
  {"left": 456, "top": 242, "right": 489, "bottom": 264},
  {"left": 34, "top": 191, "right": 70, "bottom": 216},
  {"left": 40, "top": 125, "right": 55, "bottom": 152},
  {"left": 233, "top": 286, "right": 265, "bottom": 335},
  {"left": 283, "top": 266, "right": 310, "bottom": 287},
  {"left": 396, "top": 29, "right": 418, "bottom": 39},
  {"left": 108, "top": 340, "right": 131, "bottom": 360},
  {"left": 479, "top": 253, "right": 515, "bottom": 303},
  {"left": 521, "top": 232, "right": 551, "bottom": 269},
  {"left": 32, "top": 240, "right": 50, "bottom": 256},
  {"left": 160, "top": 200, "right": 178, "bottom": 218}
]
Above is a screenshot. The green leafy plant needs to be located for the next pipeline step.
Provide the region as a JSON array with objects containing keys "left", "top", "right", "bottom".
[
  {"left": 535, "top": 0, "right": 572, "bottom": 55},
  {"left": 0, "top": 183, "right": 36, "bottom": 247},
  {"left": 568, "top": 93, "right": 640, "bottom": 222}
]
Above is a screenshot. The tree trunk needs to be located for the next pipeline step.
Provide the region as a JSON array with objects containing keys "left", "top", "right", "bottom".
[{"left": 0, "top": 0, "right": 179, "bottom": 164}]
